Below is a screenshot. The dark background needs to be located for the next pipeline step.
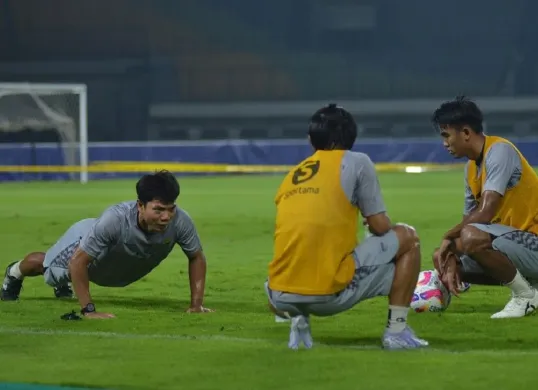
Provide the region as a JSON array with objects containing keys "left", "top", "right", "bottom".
[{"left": 1, "top": 0, "right": 537, "bottom": 142}]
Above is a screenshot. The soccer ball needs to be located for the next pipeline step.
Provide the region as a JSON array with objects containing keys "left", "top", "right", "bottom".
[{"left": 410, "top": 270, "right": 451, "bottom": 313}]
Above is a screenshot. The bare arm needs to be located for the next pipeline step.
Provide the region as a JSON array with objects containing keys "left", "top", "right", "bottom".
[
  {"left": 187, "top": 250, "right": 207, "bottom": 309},
  {"left": 352, "top": 153, "right": 391, "bottom": 236},
  {"left": 68, "top": 247, "right": 93, "bottom": 308},
  {"left": 443, "top": 191, "right": 503, "bottom": 240},
  {"left": 175, "top": 209, "right": 212, "bottom": 312},
  {"left": 74, "top": 209, "right": 120, "bottom": 315},
  {"left": 444, "top": 143, "right": 520, "bottom": 240},
  {"left": 366, "top": 213, "right": 393, "bottom": 236}
]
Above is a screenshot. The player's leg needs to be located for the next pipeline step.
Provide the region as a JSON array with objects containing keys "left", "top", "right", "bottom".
[
  {"left": 2, "top": 218, "right": 95, "bottom": 301},
  {"left": 267, "top": 300, "right": 290, "bottom": 322},
  {"left": 1, "top": 252, "right": 45, "bottom": 301},
  {"left": 265, "top": 283, "right": 316, "bottom": 349},
  {"left": 460, "top": 223, "right": 538, "bottom": 318},
  {"left": 2, "top": 249, "right": 74, "bottom": 301},
  {"left": 432, "top": 248, "right": 492, "bottom": 288},
  {"left": 265, "top": 223, "right": 423, "bottom": 350},
  {"left": 378, "top": 224, "right": 431, "bottom": 349},
  {"left": 307, "top": 223, "right": 427, "bottom": 349}
]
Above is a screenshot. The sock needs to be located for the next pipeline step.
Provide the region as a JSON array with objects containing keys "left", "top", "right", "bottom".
[
  {"left": 386, "top": 305, "right": 408, "bottom": 333},
  {"left": 8, "top": 261, "right": 23, "bottom": 280},
  {"left": 505, "top": 270, "right": 534, "bottom": 298}
]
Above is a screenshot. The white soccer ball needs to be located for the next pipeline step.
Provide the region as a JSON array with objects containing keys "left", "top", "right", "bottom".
[{"left": 410, "top": 270, "right": 451, "bottom": 313}]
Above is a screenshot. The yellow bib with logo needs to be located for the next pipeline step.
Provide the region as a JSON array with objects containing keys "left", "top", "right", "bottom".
[
  {"left": 268, "top": 150, "right": 359, "bottom": 295},
  {"left": 467, "top": 136, "right": 538, "bottom": 234}
]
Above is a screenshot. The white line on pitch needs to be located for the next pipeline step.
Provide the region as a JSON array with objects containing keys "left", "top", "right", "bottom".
[{"left": 0, "top": 327, "right": 535, "bottom": 356}]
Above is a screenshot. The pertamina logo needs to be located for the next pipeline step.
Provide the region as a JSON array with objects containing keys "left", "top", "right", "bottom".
[{"left": 292, "top": 160, "right": 320, "bottom": 185}]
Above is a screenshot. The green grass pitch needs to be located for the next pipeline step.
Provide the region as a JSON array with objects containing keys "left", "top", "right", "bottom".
[{"left": 0, "top": 172, "right": 536, "bottom": 390}]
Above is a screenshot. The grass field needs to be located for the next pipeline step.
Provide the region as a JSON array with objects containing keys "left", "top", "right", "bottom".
[{"left": 0, "top": 172, "right": 537, "bottom": 390}]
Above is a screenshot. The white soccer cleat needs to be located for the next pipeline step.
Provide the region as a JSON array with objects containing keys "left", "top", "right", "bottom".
[
  {"left": 490, "top": 290, "right": 538, "bottom": 319},
  {"left": 275, "top": 314, "right": 290, "bottom": 323},
  {"left": 382, "top": 326, "right": 429, "bottom": 350},
  {"left": 288, "top": 315, "right": 313, "bottom": 350}
]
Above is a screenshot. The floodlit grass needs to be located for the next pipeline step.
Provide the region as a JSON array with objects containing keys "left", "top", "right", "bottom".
[{"left": 0, "top": 173, "right": 536, "bottom": 390}]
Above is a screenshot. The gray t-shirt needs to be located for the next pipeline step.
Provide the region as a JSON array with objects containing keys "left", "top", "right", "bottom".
[
  {"left": 79, "top": 201, "right": 202, "bottom": 287},
  {"left": 340, "top": 151, "right": 386, "bottom": 217},
  {"left": 463, "top": 142, "right": 522, "bottom": 215}
]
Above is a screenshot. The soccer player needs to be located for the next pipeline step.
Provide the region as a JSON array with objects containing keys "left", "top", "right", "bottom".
[
  {"left": 264, "top": 103, "right": 428, "bottom": 350},
  {"left": 431, "top": 96, "right": 538, "bottom": 319},
  {"left": 1, "top": 170, "right": 213, "bottom": 317}
]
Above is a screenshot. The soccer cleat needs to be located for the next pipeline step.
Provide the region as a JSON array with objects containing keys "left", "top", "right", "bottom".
[
  {"left": 1, "top": 262, "right": 23, "bottom": 301},
  {"left": 382, "top": 326, "right": 429, "bottom": 350},
  {"left": 490, "top": 290, "right": 538, "bottom": 319},
  {"left": 54, "top": 283, "right": 73, "bottom": 299},
  {"left": 275, "top": 314, "right": 290, "bottom": 323},
  {"left": 288, "top": 315, "right": 313, "bottom": 350},
  {"left": 459, "top": 282, "right": 471, "bottom": 293}
]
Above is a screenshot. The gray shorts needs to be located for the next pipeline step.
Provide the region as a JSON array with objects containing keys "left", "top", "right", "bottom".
[
  {"left": 43, "top": 218, "right": 96, "bottom": 288},
  {"left": 460, "top": 223, "right": 538, "bottom": 282},
  {"left": 265, "top": 230, "right": 400, "bottom": 317}
]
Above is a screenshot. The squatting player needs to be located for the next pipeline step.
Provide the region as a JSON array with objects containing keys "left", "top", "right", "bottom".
[
  {"left": 432, "top": 96, "right": 538, "bottom": 319},
  {"left": 265, "top": 103, "right": 428, "bottom": 350},
  {"left": 1, "top": 170, "right": 213, "bottom": 317}
]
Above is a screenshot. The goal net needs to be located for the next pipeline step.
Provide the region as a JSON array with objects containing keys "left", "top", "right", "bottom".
[{"left": 0, "top": 82, "right": 88, "bottom": 183}]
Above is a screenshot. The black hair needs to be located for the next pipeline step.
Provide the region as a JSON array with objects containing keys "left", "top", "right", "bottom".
[
  {"left": 308, "top": 103, "right": 357, "bottom": 150},
  {"left": 431, "top": 95, "right": 484, "bottom": 134},
  {"left": 136, "top": 170, "right": 180, "bottom": 205}
]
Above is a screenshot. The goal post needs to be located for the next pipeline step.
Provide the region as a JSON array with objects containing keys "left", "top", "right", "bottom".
[{"left": 0, "top": 82, "right": 88, "bottom": 183}]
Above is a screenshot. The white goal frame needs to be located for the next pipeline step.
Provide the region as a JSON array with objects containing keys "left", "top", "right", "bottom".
[{"left": 0, "top": 82, "right": 88, "bottom": 183}]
